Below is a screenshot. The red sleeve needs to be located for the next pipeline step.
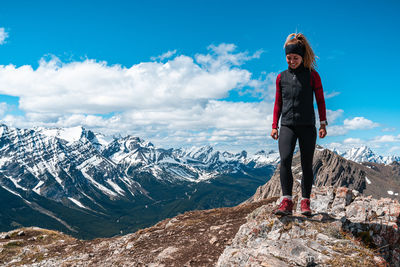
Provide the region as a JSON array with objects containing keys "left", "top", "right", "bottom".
[
  {"left": 311, "top": 70, "right": 327, "bottom": 122},
  {"left": 272, "top": 74, "right": 282, "bottom": 129}
]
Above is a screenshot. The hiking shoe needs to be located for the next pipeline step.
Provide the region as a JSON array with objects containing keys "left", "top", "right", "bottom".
[
  {"left": 274, "top": 198, "right": 293, "bottom": 216},
  {"left": 301, "top": 198, "right": 312, "bottom": 216}
]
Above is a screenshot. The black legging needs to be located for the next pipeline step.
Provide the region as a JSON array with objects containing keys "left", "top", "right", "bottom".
[{"left": 278, "top": 125, "right": 316, "bottom": 198}]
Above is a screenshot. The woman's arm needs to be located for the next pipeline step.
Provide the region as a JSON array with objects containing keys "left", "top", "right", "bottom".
[
  {"left": 311, "top": 71, "right": 327, "bottom": 138},
  {"left": 271, "top": 74, "right": 282, "bottom": 140}
]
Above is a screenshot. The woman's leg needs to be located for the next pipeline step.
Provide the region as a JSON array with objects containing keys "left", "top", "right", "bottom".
[
  {"left": 297, "top": 125, "right": 317, "bottom": 199},
  {"left": 278, "top": 125, "right": 298, "bottom": 196}
]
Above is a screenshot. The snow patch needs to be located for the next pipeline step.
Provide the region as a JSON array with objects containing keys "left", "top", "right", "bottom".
[
  {"left": 38, "top": 126, "right": 84, "bottom": 143},
  {"left": 6, "top": 176, "right": 28, "bottom": 191},
  {"left": 196, "top": 172, "right": 217, "bottom": 182},
  {"left": 365, "top": 177, "right": 371, "bottom": 184},
  {"left": 95, "top": 134, "right": 114, "bottom": 147},
  {"left": 80, "top": 171, "right": 118, "bottom": 197},
  {"left": 54, "top": 176, "right": 64, "bottom": 188},
  {"left": 166, "top": 167, "right": 196, "bottom": 181},
  {"left": 106, "top": 179, "right": 126, "bottom": 196},
  {"left": 1, "top": 185, "right": 31, "bottom": 204},
  {"left": 33, "top": 180, "right": 45, "bottom": 195},
  {"left": 68, "top": 197, "right": 89, "bottom": 209},
  {"left": 76, "top": 155, "right": 104, "bottom": 170},
  {"left": 388, "top": 191, "right": 394, "bottom": 195},
  {"left": 158, "top": 157, "right": 180, "bottom": 164},
  {"left": 0, "top": 157, "right": 11, "bottom": 168}
]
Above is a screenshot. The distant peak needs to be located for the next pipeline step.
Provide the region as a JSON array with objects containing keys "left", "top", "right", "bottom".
[
  {"left": 125, "top": 135, "right": 143, "bottom": 142},
  {"left": 36, "top": 126, "right": 87, "bottom": 143}
]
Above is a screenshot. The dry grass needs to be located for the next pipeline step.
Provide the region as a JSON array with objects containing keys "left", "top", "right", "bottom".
[{"left": 3, "top": 241, "right": 24, "bottom": 248}]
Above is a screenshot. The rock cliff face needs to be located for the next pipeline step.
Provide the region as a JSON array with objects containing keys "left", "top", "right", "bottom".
[
  {"left": 218, "top": 186, "right": 400, "bottom": 266},
  {"left": 249, "top": 147, "right": 400, "bottom": 202}
]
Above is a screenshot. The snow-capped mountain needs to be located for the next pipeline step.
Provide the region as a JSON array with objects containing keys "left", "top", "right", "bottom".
[
  {"left": 0, "top": 124, "right": 277, "bottom": 238},
  {"left": 0, "top": 124, "right": 277, "bottom": 199},
  {"left": 0, "top": 124, "right": 145, "bottom": 205},
  {"left": 339, "top": 146, "right": 400, "bottom": 165},
  {"left": 248, "top": 150, "right": 280, "bottom": 167},
  {"left": 102, "top": 138, "right": 280, "bottom": 183}
]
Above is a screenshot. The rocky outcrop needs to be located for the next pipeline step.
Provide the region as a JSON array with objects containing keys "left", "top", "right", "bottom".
[
  {"left": 218, "top": 186, "right": 400, "bottom": 266},
  {"left": 249, "top": 147, "right": 400, "bottom": 202}
]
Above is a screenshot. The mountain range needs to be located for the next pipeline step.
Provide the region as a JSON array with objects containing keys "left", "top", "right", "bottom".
[
  {"left": 0, "top": 124, "right": 277, "bottom": 239},
  {"left": 336, "top": 145, "right": 400, "bottom": 165}
]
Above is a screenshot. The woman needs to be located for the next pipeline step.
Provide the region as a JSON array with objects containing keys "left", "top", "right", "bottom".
[{"left": 271, "top": 33, "right": 327, "bottom": 216}]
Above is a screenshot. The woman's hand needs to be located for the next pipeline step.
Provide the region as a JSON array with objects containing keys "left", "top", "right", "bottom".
[
  {"left": 319, "top": 125, "right": 327, "bottom": 138},
  {"left": 271, "top": 128, "right": 279, "bottom": 140}
]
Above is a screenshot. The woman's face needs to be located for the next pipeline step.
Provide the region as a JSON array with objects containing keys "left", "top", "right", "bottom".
[{"left": 286, "top": 54, "right": 302, "bottom": 69}]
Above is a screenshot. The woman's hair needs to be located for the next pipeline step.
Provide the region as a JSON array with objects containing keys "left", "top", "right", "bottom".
[{"left": 284, "top": 33, "right": 317, "bottom": 70}]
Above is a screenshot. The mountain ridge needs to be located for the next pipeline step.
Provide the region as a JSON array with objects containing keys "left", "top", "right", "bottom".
[{"left": 337, "top": 145, "right": 400, "bottom": 165}]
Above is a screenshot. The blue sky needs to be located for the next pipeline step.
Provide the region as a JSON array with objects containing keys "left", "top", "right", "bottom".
[{"left": 0, "top": 0, "right": 399, "bottom": 156}]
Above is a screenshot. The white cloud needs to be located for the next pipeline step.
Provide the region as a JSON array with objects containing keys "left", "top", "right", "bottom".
[
  {"left": 195, "top": 44, "right": 263, "bottom": 71},
  {"left": 382, "top": 127, "right": 396, "bottom": 132},
  {"left": 318, "top": 115, "right": 379, "bottom": 137},
  {"left": 324, "top": 125, "right": 348, "bottom": 136},
  {"left": 324, "top": 91, "right": 340, "bottom": 99},
  {"left": 0, "top": 44, "right": 258, "bottom": 114},
  {"left": 371, "top": 135, "right": 400, "bottom": 143},
  {"left": 315, "top": 109, "right": 343, "bottom": 129},
  {"left": 389, "top": 146, "right": 400, "bottom": 153},
  {"left": 343, "top": 138, "right": 363, "bottom": 144},
  {"left": 150, "top": 50, "right": 177, "bottom": 61},
  {"left": 326, "top": 142, "right": 347, "bottom": 153},
  {"left": 0, "top": 102, "right": 8, "bottom": 117},
  {"left": 0, "top": 28, "right": 8, "bottom": 45},
  {"left": 343, "top": 117, "right": 379, "bottom": 130},
  {"left": 326, "top": 109, "right": 343, "bottom": 124},
  {"left": 0, "top": 44, "right": 276, "bottom": 151}
]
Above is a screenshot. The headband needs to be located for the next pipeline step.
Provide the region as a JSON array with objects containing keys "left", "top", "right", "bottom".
[{"left": 285, "top": 43, "right": 305, "bottom": 57}]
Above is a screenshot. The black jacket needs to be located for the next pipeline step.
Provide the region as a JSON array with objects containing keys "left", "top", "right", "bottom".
[{"left": 279, "top": 64, "right": 315, "bottom": 126}]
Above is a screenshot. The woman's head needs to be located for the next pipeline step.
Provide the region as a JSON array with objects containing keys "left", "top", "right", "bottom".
[{"left": 284, "top": 33, "right": 316, "bottom": 70}]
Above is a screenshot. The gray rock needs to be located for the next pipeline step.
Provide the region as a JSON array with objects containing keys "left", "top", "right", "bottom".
[
  {"left": 1, "top": 233, "right": 10, "bottom": 239},
  {"left": 218, "top": 186, "right": 400, "bottom": 266},
  {"left": 17, "top": 230, "right": 25, "bottom": 236}
]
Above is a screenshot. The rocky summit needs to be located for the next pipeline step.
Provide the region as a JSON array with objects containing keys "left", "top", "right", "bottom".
[
  {"left": 218, "top": 186, "right": 400, "bottom": 266},
  {"left": 1, "top": 185, "right": 400, "bottom": 266}
]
